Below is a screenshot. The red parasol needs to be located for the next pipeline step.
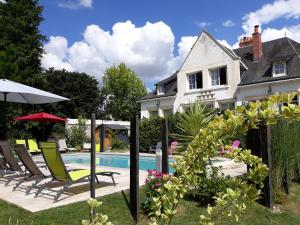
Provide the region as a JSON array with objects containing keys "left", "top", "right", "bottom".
[
  {"left": 16, "top": 112, "right": 66, "bottom": 141},
  {"left": 16, "top": 112, "right": 65, "bottom": 123}
]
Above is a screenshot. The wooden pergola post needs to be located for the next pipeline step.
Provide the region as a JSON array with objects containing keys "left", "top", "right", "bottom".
[
  {"left": 246, "top": 125, "right": 273, "bottom": 208},
  {"left": 130, "top": 115, "right": 139, "bottom": 223},
  {"left": 161, "top": 117, "right": 169, "bottom": 174},
  {"left": 90, "top": 113, "right": 96, "bottom": 199}
]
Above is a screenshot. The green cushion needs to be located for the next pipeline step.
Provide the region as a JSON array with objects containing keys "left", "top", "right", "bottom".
[{"left": 28, "top": 139, "right": 41, "bottom": 152}]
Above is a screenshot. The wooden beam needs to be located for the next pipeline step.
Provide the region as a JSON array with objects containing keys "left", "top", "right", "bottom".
[
  {"left": 90, "top": 113, "right": 96, "bottom": 199},
  {"left": 161, "top": 117, "right": 169, "bottom": 174},
  {"left": 100, "top": 123, "right": 105, "bottom": 152},
  {"left": 246, "top": 125, "right": 273, "bottom": 208}
]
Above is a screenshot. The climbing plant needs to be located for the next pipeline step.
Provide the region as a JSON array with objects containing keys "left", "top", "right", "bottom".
[{"left": 147, "top": 91, "right": 300, "bottom": 225}]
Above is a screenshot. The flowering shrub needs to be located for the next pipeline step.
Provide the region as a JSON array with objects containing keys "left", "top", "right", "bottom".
[
  {"left": 148, "top": 92, "right": 300, "bottom": 225},
  {"left": 143, "top": 170, "right": 171, "bottom": 215}
]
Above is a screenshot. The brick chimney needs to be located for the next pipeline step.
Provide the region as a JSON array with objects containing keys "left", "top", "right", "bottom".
[
  {"left": 239, "top": 36, "right": 253, "bottom": 47},
  {"left": 252, "top": 25, "right": 263, "bottom": 61},
  {"left": 238, "top": 25, "right": 263, "bottom": 61}
]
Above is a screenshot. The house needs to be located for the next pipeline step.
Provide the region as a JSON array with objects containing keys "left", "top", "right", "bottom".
[{"left": 140, "top": 25, "right": 300, "bottom": 118}]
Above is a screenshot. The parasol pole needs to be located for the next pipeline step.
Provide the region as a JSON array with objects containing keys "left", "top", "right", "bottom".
[{"left": 3, "top": 92, "right": 8, "bottom": 140}]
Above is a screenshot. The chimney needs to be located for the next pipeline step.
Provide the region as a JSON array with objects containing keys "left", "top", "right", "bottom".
[
  {"left": 239, "top": 36, "right": 253, "bottom": 47},
  {"left": 252, "top": 25, "right": 263, "bottom": 61}
]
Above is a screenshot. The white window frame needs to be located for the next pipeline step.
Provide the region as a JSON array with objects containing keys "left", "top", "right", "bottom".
[
  {"left": 187, "top": 71, "right": 203, "bottom": 90},
  {"left": 188, "top": 74, "right": 197, "bottom": 90},
  {"left": 157, "top": 85, "right": 165, "bottom": 95},
  {"left": 210, "top": 69, "right": 220, "bottom": 86},
  {"left": 149, "top": 110, "right": 159, "bottom": 117},
  {"left": 273, "top": 62, "right": 286, "bottom": 77}
]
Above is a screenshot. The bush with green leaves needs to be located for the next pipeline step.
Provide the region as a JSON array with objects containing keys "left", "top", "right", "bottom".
[
  {"left": 147, "top": 92, "right": 300, "bottom": 225},
  {"left": 66, "top": 116, "right": 88, "bottom": 150},
  {"left": 111, "top": 130, "right": 128, "bottom": 149},
  {"left": 139, "top": 116, "right": 162, "bottom": 151},
  {"left": 82, "top": 198, "right": 112, "bottom": 225}
]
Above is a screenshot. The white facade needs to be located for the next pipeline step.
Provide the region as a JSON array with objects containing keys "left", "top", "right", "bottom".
[
  {"left": 174, "top": 32, "right": 241, "bottom": 112},
  {"left": 140, "top": 31, "right": 300, "bottom": 118}
]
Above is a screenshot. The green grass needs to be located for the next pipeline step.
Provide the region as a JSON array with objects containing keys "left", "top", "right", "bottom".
[{"left": 1, "top": 183, "right": 300, "bottom": 225}]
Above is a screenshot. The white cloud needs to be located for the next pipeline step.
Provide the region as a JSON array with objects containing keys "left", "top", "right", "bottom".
[
  {"left": 222, "top": 20, "right": 235, "bottom": 27},
  {"left": 177, "top": 36, "right": 197, "bottom": 59},
  {"left": 242, "top": 0, "right": 300, "bottom": 34},
  {"left": 58, "top": 0, "right": 93, "bottom": 9},
  {"left": 195, "top": 21, "right": 212, "bottom": 28},
  {"left": 42, "top": 21, "right": 194, "bottom": 83},
  {"left": 261, "top": 24, "right": 300, "bottom": 42},
  {"left": 79, "top": 0, "right": 92, "bottom": 8}
]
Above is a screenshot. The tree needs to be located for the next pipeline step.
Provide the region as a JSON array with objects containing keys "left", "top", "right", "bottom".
[
  {"left": 0, "top": 0, "right": 45, "bottom": 82},
  {"left": 32, "top": 69, "right": 101, "bottom": 118},
  {"left": 100, "top": 63, "right": 147, "bottom": 121}
]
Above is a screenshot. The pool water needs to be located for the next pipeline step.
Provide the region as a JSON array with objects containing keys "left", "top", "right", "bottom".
[{"left": 62, "top": 154, "right": 175, "bottom": 172}]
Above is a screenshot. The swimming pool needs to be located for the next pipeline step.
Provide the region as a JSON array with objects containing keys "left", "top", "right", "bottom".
[{"left": 62, "top": 153, "right": 175, "bottom": 172}]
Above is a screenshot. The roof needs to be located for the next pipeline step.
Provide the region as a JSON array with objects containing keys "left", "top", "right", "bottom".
[
  {"left": 141, "top": 35, "right": 300, "bottom": 101},
  {"left": 234, "top": 37, "right": 300, "bottom": 86},
  {"left": 141, "top": 71, "right": 178, "bottom": 100}
]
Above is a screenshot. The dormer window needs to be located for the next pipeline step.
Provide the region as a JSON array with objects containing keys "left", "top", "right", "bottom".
[
  {"left": 273, "top": 62, "right": 286, "bottom": 77},
  {"left": 157, "top": 85, "right": 165, "bottom": 95}
]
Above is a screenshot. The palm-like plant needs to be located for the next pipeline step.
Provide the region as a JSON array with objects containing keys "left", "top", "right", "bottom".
[{"left": 171, "top": 102, "right": 216, "bottom": 152}]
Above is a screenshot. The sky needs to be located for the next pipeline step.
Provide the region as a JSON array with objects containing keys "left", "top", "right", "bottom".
[{"left": 39, "top": 0, "right": 300, "bottom": 90}]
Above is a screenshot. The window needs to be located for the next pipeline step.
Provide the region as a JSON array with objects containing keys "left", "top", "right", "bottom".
[
  {"left": 210, "top": 66, "right": 227, "bottom": 86},
  {"left": 188, "top": 72, "right": 203, "bottom": 90},
  {"left": 157, "top": 85, "right": 165, "bottom": 95},
  {"left": 219, "top": 102, "right": 235, "bottom": 110},
  {"left": 149, "top": 110, "right": 158, "bottom": 117},
  {"left": 163, "top": 109, "right": 173, "bottom": 116},
  {"left": 273, "top": 62, "right": 286, "bottom": 77}
]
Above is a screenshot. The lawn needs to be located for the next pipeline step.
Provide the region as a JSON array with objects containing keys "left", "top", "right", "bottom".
[{"left": 0, "top": 183, "right": 299, "bottom": 225}]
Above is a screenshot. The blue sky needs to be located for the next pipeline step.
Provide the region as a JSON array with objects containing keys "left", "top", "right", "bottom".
[{"left": 39, "top": 0, "right": 300, "bottom": 90}]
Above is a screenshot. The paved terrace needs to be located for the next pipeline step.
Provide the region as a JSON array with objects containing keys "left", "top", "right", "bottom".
[{"left": 0, "top": 153, "right": 246, "bottom": 212}]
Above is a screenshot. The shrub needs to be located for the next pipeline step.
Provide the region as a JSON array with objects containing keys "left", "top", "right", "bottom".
[
  {"left": 139, "top": 116, "right": 161, "bottom": 152},
  {"left": 82, "top": 198, "right": 112, "bottom": 225},
  {"left": 142, "top": 170, "right": 175, "bottom": 217},
  {"left": 189, "top": 166, "right": 229, "bottom": 206},
  {"left": 66, "top": 116, "right": 88, "bottom": 150}
]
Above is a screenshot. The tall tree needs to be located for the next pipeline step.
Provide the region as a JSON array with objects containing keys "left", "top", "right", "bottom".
[
  {"left": 0, "top": 0, "right": 45, "bottom": 82},
  {"left": 100, "top": 63, "right": 147, "bottom": 121},
  {"left": 32, "top": 69, "right": 101, "bottom": 118}
]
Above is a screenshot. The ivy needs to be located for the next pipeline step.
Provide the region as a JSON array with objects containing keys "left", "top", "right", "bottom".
[{"left": 147, "top": 91, "right": 300, "bottom": 225}]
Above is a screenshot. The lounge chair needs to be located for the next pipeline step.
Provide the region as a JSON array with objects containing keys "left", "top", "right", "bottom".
[
  {"left": 16, "top": 139, "right": 27, "bottom": 148},
  {"left": 28, "top": 139, "right": 41, "bottom": 153},
  {"left": 38, "top": 142, "right": 120, "bottom": 202},
  {"left": 83, "top": 143, "right": 91, "bottom": 151},
  {"left": 57, "top": 139, "right": 77, "bottom": 152},
  {"left": 0, "top": 143, "right": 24, "bottom": 185},
  {"left": 13, "top": 144, "right": 49, "bottom": 192},
  {"left": 96, "top": 143, "right": 100, "bottom": 152},
  {"left": 0, "top": 143, "right": 23, "bottom": 173}
]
